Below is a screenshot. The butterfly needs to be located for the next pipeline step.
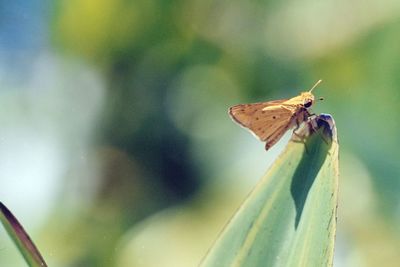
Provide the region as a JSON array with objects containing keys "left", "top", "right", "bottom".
[{"left": 229, "top": 80, "right": 322, "bottom": 150}]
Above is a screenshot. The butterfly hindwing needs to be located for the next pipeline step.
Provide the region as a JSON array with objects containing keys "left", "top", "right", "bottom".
[{"left": 229, "top": 99, "right": 295, "bottom": 143}]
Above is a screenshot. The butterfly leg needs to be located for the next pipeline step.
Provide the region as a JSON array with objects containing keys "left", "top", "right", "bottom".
[
  {"left": 298, "top": 115, "right": 332, "bottom": 147},
  {"left": 308, "top": 117, "right": 331, "bottom": 145},
  {"left": 292, "top": 130, "right": 305, "bottom": 141},
  {"left": 291, "top": 130, "right": 310, "bottom": 154},
  {"left": 291, "top": 115, "right": 312, "bottom": 153}
]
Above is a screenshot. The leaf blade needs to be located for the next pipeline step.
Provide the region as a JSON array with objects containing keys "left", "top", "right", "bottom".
[
  {"left": 201, "top": 114, "right": 339, "bottom": 267},
  {"left": 0, "top": 202, "right": 47, "bottom": 267}
]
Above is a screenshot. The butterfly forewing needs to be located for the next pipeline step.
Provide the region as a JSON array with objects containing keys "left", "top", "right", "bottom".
[{"left": 229, "top": 100, "right": 294, "bottom": 143}]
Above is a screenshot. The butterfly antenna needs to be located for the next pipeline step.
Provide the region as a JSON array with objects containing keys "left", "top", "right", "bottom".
[{"left": 309, "top": 79, "right": 322, "bottom": 93}]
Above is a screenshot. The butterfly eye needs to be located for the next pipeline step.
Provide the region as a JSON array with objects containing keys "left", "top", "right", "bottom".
[{"left": 304, "top": 100, "right": 313, "bottom": 108}]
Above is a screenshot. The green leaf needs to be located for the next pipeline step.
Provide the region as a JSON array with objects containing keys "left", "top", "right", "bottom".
[
  {"left": 0, "top": 202, "right": 47, "bottom": 267},
  {"left": 200, "top": 114, "right": 339, "bottom": 267}
]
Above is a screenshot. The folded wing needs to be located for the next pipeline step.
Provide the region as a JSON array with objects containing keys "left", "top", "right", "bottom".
[{"left": 229, "top": 100, "right": 295, "bottom": 146}]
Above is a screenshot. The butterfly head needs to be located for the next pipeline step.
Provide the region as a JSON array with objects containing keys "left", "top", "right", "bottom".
[
  {"left": 300, "top": 91, "right": 315, "bottom": 109},
  {"left": 302, "top": 79, "right": 322, "bottom": 109}
]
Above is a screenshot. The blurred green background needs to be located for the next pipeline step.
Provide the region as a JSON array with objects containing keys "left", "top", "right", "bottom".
[{"left": 1, "top": 0, "right": 400, "bottom": 266}]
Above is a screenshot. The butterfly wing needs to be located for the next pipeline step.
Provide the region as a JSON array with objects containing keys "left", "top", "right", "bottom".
[{"left": 229, "top": 100, "right": 297, "bottom": 149}]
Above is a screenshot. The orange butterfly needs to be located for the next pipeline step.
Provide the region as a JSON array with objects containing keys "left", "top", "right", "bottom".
[{"left": 229, "top": 80, "right": 322, "bottom": 150}]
